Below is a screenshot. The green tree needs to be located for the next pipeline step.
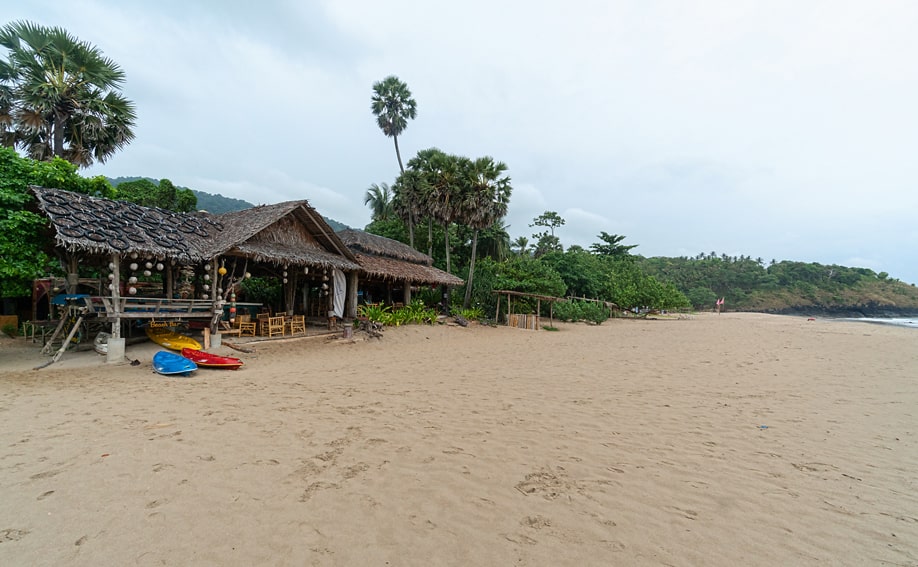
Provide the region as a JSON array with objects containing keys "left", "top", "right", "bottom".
[
  {"left": 461, "top": 157, "right": 512, "bottom": 307},
  {"left": 371, "top": 75, "right": 417, "bottom": 174},
  {"left": 530, "top": 211, "right": 565, "bottom": 257},
  {"left": 0, "top": 21, "right": 136, "bottom": 167},
  {"left": 116, "top": 178, "right": 196, "bottom": 212},
  {"left": 363, "top": 182, "right": 394, "bottom": 222},
  {"left": 0, "top": 147, "right": 115, "bottom": 297},
  {"left": 392, "top": 169, "right": 424, "bottom": 247},
  {"left": 591, "top": 232, "right": 637, "bottom": 257}
]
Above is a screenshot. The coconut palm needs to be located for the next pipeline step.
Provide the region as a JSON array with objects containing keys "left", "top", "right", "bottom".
[
  {"left": 0, "top": 21, "right": 136, "bottom": 167},
  {"left": 511, "top": 236, "right": 530, "bottom": 256},
  {"left": 364, "top": 182, "right": 394, "bottom": 221},
  {"left": 370, "top": 75, "right": 417, "bottom": 174},
  {"left": 392, "top": 170, "right": 425, "bottom": 247},
  {"left": 460, "top": 157, "right": 511, "bottom": 307},
  {"left": 406, "top": 147, "right": 447, "bottom": 258}
]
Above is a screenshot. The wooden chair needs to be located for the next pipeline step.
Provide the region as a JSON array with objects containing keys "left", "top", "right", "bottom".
[
  {"left": 237, "top": 314, "right": 256, "bottom": 337},
  {"left": 219, "top": 320, "right": 242, "bottom": 337},
  {"left": 256, "top": 313, "right": 270, "bottom": 336},
  {"left": 286, "top": 315, "right": 305, "bottom": 335},
  {"left": 266, "top": 316, "right": 286, "bottom": 338}
]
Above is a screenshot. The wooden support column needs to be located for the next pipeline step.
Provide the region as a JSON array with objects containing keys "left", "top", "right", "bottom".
[
  {"left": 165, "top": 263, "right": 173, "bottom": 299},
  {"left": 346, "top": 270, "right": 358, "bottom": 319},
  {"left": 111, "top": 253, "right": 122, "bottom": 339},
  {"left": 403, "top": 280, "right": 411, "bottom": 305}
]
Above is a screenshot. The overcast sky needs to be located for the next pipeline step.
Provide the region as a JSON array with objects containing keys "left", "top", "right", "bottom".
[{"left": 8, "top": 1, "right": 918, "bottom": 283}]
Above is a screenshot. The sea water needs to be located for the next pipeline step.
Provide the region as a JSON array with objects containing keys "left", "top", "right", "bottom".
[{"left": 838, "top": 317, "right": 918, "bottom": 329}]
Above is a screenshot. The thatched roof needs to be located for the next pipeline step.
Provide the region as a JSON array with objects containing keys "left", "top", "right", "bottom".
[
  {"left": 337, "top": 229, "right": 432, "bottom": 265},
  {"left": 32, "top": 186, "right": 215, "bottom": 262},
  {"left": 31, "top": 187, "right": 360, "bottom": 270},
  {"left": 212, "top": 201, "right": 359, "bottom": 270},
  {"left": 337, "top": 229, "right": 464, "bottom": 286},
  {"left": 353, "top": 253, "right": 464, "bottom": 286}
]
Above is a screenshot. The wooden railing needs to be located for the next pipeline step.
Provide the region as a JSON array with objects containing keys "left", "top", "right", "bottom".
[{"left": 80, "top": 296, "right": 220, "bottom": 319}]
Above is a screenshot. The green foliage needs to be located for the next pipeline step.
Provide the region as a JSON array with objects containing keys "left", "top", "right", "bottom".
[
  {"left": 239, "top": 277, "right": 282, "bottom": 308},
  {"left": 553, "top": 300, "right": 610, "bottom": 325},
  {"left": 454, "top": 306, "right": 484, "bottom": 320},
  {"left": 590, "top": 232, "right": 637, "bottom": 257},
  {"left": 116, "top": 178, "right": 196, "bottom": 212},
  {"left": 0, "top": 147, "right": 117, "bottom": 297},
  {"left": 0, "top": 20, "right": 136, "bottom": 167}
]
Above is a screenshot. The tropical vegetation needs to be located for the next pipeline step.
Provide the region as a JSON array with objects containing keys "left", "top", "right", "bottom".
[{"left": 0, "top": 21, "right": 136, "bottom": 167}]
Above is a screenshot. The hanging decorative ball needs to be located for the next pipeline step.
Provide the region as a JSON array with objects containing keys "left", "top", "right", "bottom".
[
  {"left": 128, "top": 276, "right": 138, "bottom": 284},
  {"left": 202, "top": 294, "right": 209, "bottom": 300},
  {"left": 107, "top": 273, "right": 114, "bottom": 280},
  {"left": 143, "top": 270, "right": 151, "bottom": 277},
  {"left": 229, "top": 306, "right": 237, "bottom": 314},
  {"left": 217, "top": 287, "right": 223, "bottom": 294},
  {"left": 203, "top": 284, "right": 210, "bottom": 291},
  {"left": 230, "top": 293, "right": 236, "bottom": 301},
  {"left": 303, "top": 267, "right": 309, "bottom": 275},
  {"left": 145, "top": 262, "right": 153, "bottom": 270},
  {"left": 218, "top": 266, "right": 228, "bottom": 276},
  {"left": 244, "top": 272, "right": 251, "bottom": 279},
  {"left": 129, "top": 262, "right": 138, "bottom": 271},
  {"left": 171, "top": 258, "right": 177, "bottom": 265},
  {"left": 283, "top": 278, "right": 288, "bottom": 284},
  {"left": 130, "top": 252, "right": 138, "bottom": 260},
  {"left": 108, "top": 262, "right": 115, "bottom": 270},
  {"left": 321, "top": 283, "right": 329, "bottom": 290},
  {"left": 108, "top": 283, "right": 114, "bottom": 290},
  {"left": 282, "top": 271, "right": 288, "bottom": 277},
  {"left": 129, "top": 287, "right": 137, "bottom": 295},
  {"left": 204, "top": 273, "right": 211, "bottom": 281},
  {"left": 156, "top": 263, "right": 164, "bottom": 271}
]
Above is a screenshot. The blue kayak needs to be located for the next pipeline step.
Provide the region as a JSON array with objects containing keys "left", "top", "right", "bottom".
[{"left": 153, "top": 350, "right": 198, "bottom": 377}]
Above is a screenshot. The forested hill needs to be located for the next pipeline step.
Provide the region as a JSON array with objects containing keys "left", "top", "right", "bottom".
[
  {"left": 638, "top": 254, "right": 918, "bottom": 316},
  {"left": 106, "top": 177, "right": 350, "bottom": 230}
]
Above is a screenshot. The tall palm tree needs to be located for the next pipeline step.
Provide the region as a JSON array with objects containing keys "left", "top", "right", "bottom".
[
  {"left": 407, "top": 147, "right": 447, "bottom": 258},
  {"left": 371, "top": 75, "right": 417, "bottom": 174},
  {"left": 0, "top": 21, "right": 136, "bottom": 167},
  {"left": 392, "top": 169, "right": 425, "bottom": 247},
  {"left": 364, "top": 182, "right": 394, "bottom": 221},
  {"left": 460, "top": 157, "right": 511, "bottom": 307}
]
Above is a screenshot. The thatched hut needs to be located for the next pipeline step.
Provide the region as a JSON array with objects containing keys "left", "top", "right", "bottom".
[
  {"left": 337, "top": 229, "right": 463, "bottom": 306},
  {"left": 30, "top": 187, "right": 362, "bottom": 338}
]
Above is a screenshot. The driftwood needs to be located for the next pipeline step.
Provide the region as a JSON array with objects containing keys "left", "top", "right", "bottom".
[
  {"left": 223, "top": 341, "right": 255, "bottom": 353},
  {"left": 453, "top": 315, "right": 469, "bottom": 327}
]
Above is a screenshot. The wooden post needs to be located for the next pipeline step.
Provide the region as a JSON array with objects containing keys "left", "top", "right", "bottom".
[
  {"left": 506, "top": 292, "right": 510, "bottom": 323},
  {"left": 550, "top": 301, "right": 554, "bottom": 327},
  {"left": 165, "top": 263, "right": 173, "bottom": 299},
  {"left": 203, "top": 327, "right": 211, "bottom": 350},
  {"left": 495, "top": 293, "right": 501, "bottom": 324},
  {"left": 111, "top": 253, "right": 121, "bottom": 339},
  {"left": 346, "top": 270, "right": 358, "bottom": 319},
  {"left": 403, "top": 280, "right": 411, "bottom": 305}
]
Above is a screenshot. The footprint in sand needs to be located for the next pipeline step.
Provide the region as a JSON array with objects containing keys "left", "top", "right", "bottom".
[
  {"left": 37, "top": 490, "right": 55, "bottom": 500},
  {"left": 1, "top": 528, "right": 30, "bottom": 542}
]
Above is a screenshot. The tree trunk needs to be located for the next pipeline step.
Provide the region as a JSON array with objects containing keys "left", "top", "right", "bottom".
[
  {"left": 53, "top": 108, "right": 66, "bottom": 159},
  {"left": 443, "top": 222, "right": 451, "bottom": 273},
  {"left": 463, "top": 229, "right": 479, "bottom": 309},
  {"left": 427, "top": 218, "right": 433, "bottom": 258},
  {"left": 394, "top": 135, "right": 405, "bottom": 174},
  {"left": 408, "top": 209, "right": 415, "bottom": 248}
]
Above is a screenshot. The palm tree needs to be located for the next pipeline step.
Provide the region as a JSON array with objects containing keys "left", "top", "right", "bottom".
[
  {"left": 461, "top": 157, "right": 511, "bottom": 308},
  {"left": 0, "top": 21, "right": 136, "bottom": 167},
  {"left": 364, "top": 182, "right": 394, "bottom": 221},
  {"left": 392, "top": 169, "right": 425, "bottom": 248},
  {"left": 371, "top": 75, "right": 417, "bottom": 174},
  {"left": 511, "top": 236, "right": 530, "bottom": 256},
  {"left": 407, "top": 147, "right": 447, "bottom": 258}
]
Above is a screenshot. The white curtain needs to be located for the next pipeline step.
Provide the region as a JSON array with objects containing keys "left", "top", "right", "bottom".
[{"left": 332, "top": 268, "right": 346, "bottom": 318}]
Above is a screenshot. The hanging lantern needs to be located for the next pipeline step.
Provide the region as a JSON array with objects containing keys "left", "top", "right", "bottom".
[
  {"left": 108, "top": 283, "right": 114, "bottom": 290},
  {"left": 244, "top": 272, "right": 251, "bottom": 279},
  {"left": 283, "top": 278, "right": 288, "bottom": 284},
  {"left": 230, "top": 293, "right": 236, "bottom": 301},
  {"left": 202, "top": 293, "right": 209, "bottom": 300},
  {"left": 108, "top": 262, "right": 115, "bottom": 270},
  {"left": 204, "top": 273, "right": 211, "bottom": 281},
  {"left": 218, "top": 266, "right": 227, "bottom": 276},
  {"left": 217, "top": 287, "right": 223, "bottom": 294},
  {"left": 203, "top": 284, "right": 210, "bottom": 291},
  {"left": 323, "top": 275, "right": 329, "bottom": 282},
  {"left": 156, "top": 263, "right": 164, "bottom": 271},
  {"left": 130, "top": 252, "right": 138, "bottom": 260},
  {"left": 282, "top": 271, "right": 288, "bottom": 277},
  {"left": 321, "top": 283, "right": 328, "bottom": 290},
  {"left": 143, "top": 270, "right": 151, "bottom": 277},
  {"left": 128, "top": 287, "right": 137, "bottom": 295},
  {"left": 145, "top": 262, "right": 153, "bottom": 270},
  {"left": 303, "top": 266, "right": 309, "bottom": 275},
  {"left": 129, "top": 262, "right": 138, "bottom": 271},
  {"left": 107, "top": 273, "right": 114, "bottom": 280},
  {"left": 128, "top": 276, "right": 138, "bottom": 284}
]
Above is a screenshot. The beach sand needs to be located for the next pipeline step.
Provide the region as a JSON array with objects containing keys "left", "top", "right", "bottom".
[{"left": 1, "top": 313, "right": 916, "bottom": 566}]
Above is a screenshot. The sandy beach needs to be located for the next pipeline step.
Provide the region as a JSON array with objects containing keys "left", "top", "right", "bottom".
[{"left": 1, "top": 312, "right": 916, "bottom": 566}]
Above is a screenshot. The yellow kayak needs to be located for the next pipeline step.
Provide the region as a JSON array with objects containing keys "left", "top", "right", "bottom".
[{"left": 145, "top": 326, "right": 202, "bottom": 351}]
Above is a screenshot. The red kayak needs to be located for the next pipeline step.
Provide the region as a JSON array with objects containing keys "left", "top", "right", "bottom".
[{"left": 180, "top": 348, "right": 244, "bottom": 370}]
